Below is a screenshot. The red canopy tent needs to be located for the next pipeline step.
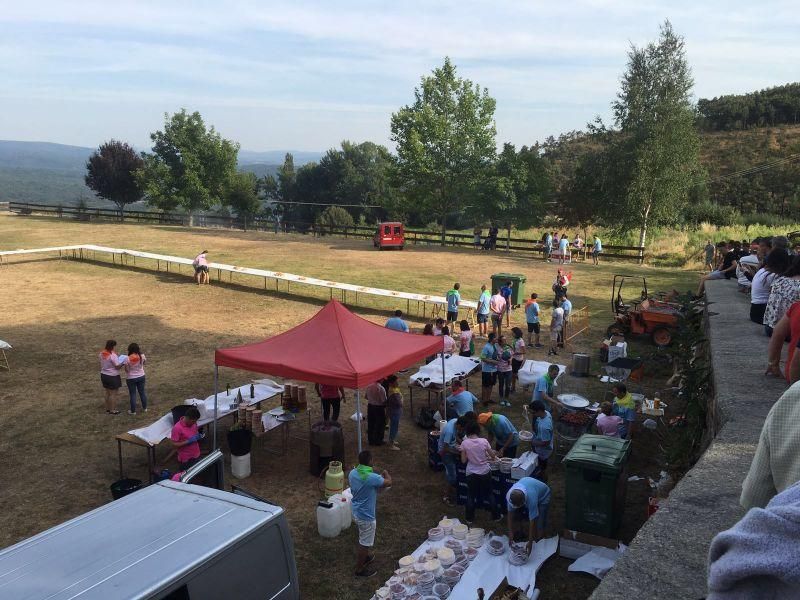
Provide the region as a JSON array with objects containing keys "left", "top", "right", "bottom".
[{"left": 212, "top": 300, "right": 444, "bottom": 451}]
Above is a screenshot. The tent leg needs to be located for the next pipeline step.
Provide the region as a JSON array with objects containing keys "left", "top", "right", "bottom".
[
  {"left": 213, "top": 365, "right": 219, "bottom": 451},
  {"left": 356, "top": 390, "right": 363, "bottom": 455},
  {"left": 440, "top": 352, "right": 447, "bottom": 415}
]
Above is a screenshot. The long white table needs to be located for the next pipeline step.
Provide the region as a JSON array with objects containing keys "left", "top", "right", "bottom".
[
  {"left": 0, "top": 244, "right": 478, "bottom": 318},
  {"left": 126, "top": 382, "right": 284, "bottom": 445},
  {"left": 376, "top": 518, "right": 557, "bottom": 599}
]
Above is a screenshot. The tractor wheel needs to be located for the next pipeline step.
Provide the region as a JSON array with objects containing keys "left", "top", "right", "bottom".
[
  {"left": 652, "top": 327, "right": 673, "bottom": 347},
  {"left": 606, "top": 323, "right": 626, "bottom": 337}
]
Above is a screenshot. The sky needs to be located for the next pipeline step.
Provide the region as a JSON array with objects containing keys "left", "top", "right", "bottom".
[{"left": 0, "top": 1, "right": 798, "bottom": 153}]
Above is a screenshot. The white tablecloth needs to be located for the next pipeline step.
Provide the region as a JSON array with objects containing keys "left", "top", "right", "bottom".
[
  {"left": 396, "top": 520, "right": 557, "bottom": 599},
  {"left": 408, "top": 354, "right": 481, "bottom": 388},
  {"left": 127, "top": 381, "right": 284, "bottom": 445},
  {"left": 517, "top": 360, "right": 567, "bottom": 387}
]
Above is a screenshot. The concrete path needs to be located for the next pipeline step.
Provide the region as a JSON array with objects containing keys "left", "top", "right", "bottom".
[{"left": 591, "top": 278, "right": 788, "bottom": 599}]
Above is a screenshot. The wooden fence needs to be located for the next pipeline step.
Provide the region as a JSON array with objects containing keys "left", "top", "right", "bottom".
[{"left": 7, "top": 201, "right": 645, "bottom": 263}]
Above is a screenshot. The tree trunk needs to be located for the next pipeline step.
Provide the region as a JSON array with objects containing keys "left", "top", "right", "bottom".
[
  {"left": 440, "top": 213, "right": 447, "bottom": 247},
  {"left": 506, "top": 225, "right": 511, "bottom": 252}
]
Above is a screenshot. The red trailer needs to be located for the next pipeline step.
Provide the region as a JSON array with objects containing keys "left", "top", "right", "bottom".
[{"left": 373, "top": 222, "right": 405, "bottom": 250}]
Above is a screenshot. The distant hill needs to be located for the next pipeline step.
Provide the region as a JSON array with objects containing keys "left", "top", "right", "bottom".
[{"left": 0, "top": 140, "right": 321, "bottom": 205}]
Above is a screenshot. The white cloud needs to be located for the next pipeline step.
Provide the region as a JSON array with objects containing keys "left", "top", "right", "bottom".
[{"left": 0, "top": 0, "right": 798, "bottom": 149}]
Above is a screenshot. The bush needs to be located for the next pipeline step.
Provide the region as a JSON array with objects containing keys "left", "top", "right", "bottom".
[
  {"left": 315, "top": 206, "right": 355, "bottom": 233},
  {"left": 683, "top": 201, "right": 740, "bottom": 228}
]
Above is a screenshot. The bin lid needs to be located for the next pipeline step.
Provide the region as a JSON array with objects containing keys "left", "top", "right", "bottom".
[
  {"left": 564, "top": 434, "right": 631, "bottom": 473},
  {"left": 491, "top": 273, "right": 527, "bottom": 282}
]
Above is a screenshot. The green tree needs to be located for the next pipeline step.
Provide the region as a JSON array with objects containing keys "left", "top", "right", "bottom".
[
  {"left": 391, "top": 57, "right": 497, "bottom": 244},
  {"left": 475, "top": 144, "right": 550, "bottom": 249},
  {"left": 84, "top": 140, "right": 143, "bottom": 215},
  {"left": 315, "top": 205, "right": 355, "bottom": 235},
  {"left": 604, "top": 21, "right": 702, "bottom": 248},
  {"left": 138, "top": 109, "right": 239, "bottom": 223},
  {"left": 225, "top": 171, "right": 260, "bottom": 229}
]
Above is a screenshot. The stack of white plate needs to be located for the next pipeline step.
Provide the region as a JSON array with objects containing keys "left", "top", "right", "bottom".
[
  {"left": 466, "top": 527, "right": 484, "bottom": 548},
  {"left": 424, "top": 559, "right": 441, "bottom": 574},
  {"left": 452, "top": 524, "right": 468, "bottom": 540},
  {"left": 438, "top": 519, "right": 454, "bottom": 535},
  {"left": 399, "top": 555, "right": 415, "bottom": 569},
  {"left": 436, "top": 548, "right": 455, "bottom": 567},
  {"left": 499, "top": 458, "right": 514, "bottom": 474},
  {"left": 428, "top": 527, "right": 444, "bottom": 542},
  {"left": 487, "top": 537, "right": 506, "bottom": 556},
  {"left": 518, "top": 430, "right": 533, "bottom": 442}
]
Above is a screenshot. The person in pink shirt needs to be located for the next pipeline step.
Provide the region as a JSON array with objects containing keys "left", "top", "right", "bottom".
[
  {"left": 99, "top": 339, "right": 125, "bottom": 415},
  {"left": 595, "top": 402, "right": 623, "bottom": 437},
  {"left": 315, "top": 383, "right": 345, "bottom": 422},
  {"left": 125, "top": 342, "right": 148, "bottom": 415},
  {"left": 441, "top": 325, "right": 456, "bottom": 355},
  {"left": 489, "top": 289, "right": 507, "bottom": 336},
  {"left": 171, "top": 406, "right": 203, "bottom": 470},
  {"left": 460, "top": 421, "right": 500, "bottom": 523},
  {"left": 193, "top": 250, "right": 209, "bottom": 285}
]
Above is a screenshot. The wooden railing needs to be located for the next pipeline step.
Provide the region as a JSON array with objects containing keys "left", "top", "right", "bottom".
[{"left": 7, "top": 201, "right": 646, "bottom": 263}]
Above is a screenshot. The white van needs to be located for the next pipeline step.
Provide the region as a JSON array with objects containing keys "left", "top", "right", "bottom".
[{"left": 0, "top": 480, "right": 300, "bottom": 599}]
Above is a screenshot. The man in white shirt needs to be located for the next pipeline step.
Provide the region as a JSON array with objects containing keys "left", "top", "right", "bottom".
[
  {"left": 736, "top": 250, "right": 761, "bottom": 291},
  {"left": 548, "top": 299, "right": 564, "bottom": 356}
]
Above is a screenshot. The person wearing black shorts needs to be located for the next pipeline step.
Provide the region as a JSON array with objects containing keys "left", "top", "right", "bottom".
[{"left": 99, "top": 339, "right": 124, "bottom": 414}]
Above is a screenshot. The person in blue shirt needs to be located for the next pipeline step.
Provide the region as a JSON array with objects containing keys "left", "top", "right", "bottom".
[
  {"left": 592, "top": 235, "right": 603, "bottom": 265},
  {"left": 543, "top": 231, "right": 553, "bottom": 262},
  {"left": 479, "top": 411, "right": 519, "bottom": 458},
  {"left": 529, "top": 400, "right": 554, "bottom": 479},
  {"left": 445, "top": 379, "right": 478, "bottom": 419},
  {"left": 506, "top": 476, "right": 552, "bottom": 554},
  {"left": 524, "top": 293, "right": 542, "bottom": 348},
  {"left": 348, "top": 450, "right": 392, "bottom": 577},
  {"left": 476, "top": 284, "right": 490, "bottom": 337},
  {"left": 480, "top": 333, "right": 499, "bottom": 407},
  {"left": 439, "top": 413, "right": 474, "bottom": 506},
  {"left": 558, "top": 234, "right": 570, "bottom": 264},
  {"left": 384, "top": 309, "right": 409, "bottom": 333},
  {"left": 445, "top": 283, "right": 461, "bottom": 325},
  {"left": 532, "top": 364, "right": 559, "bottom": 408},
  {"left": 500, "top": 281, "right": 513, "bottom": 328}
]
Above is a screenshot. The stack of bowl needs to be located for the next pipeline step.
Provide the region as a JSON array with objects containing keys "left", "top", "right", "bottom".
[
  {"left": 436, "top": 547, "right": 455, "bottom": 568},
  {"left": 438, "top": 518, "right": 454, "bottom": 535},
  {"left": 428, "top": 527, "right": 444, "bottom": 542},
  {"left": 487, "top": 537, "right": 506, "bottom": 556},
  {"left": 416, "top": 572, "right": 435, "bottom": 595},
  {"left": 499, "top": 458, "right": 514, "bottom": 474},
  {"left": 432, "top": 582, "right": 451, "bottom": 598}
]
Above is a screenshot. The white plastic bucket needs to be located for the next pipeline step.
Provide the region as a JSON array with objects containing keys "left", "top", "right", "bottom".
[
  {"left": 317, "top": 502, "right": 341, "bottom": 538},
  {"left": 231, "top": 453, "right": 251, "bottom": 478}
]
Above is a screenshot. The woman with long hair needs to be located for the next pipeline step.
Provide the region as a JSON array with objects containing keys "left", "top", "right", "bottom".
[
  {"left": 125, "top": 342, "right": 148, "bottom": 414},
  {"left": 763, "top": 255, "right": 800, "bottom": 336},
  {"left": 750, "top": 250, "right": 790, "bottom": 325},
  {"left": 99, "top": 340, "right": 124, "bottom": 414},
  {"left": 458, "top": 320, "right": 473, "bottom": 357}
]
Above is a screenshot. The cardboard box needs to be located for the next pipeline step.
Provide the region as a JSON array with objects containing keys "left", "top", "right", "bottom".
[
  {"left": 511, "top": 451, "right": 538, "bottom": 480},
  {"left": 559, "top": 529, "right": 620, "bottom": 560}
]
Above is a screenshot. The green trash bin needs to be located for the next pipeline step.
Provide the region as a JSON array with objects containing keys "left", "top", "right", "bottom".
[
  {"left": 489, "top": 273, "right": 527, "bottom": 307},
  {"left": 564, "top": 434, "right": 631, "bottom": 537}
]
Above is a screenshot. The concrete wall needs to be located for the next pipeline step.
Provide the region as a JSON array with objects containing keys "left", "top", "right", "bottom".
[{"left": 590, "top": 279, "right": 788, "bottom": 600}]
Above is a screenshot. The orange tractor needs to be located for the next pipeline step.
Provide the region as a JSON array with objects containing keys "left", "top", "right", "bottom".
[{"left": 607, "top": 275, "right": 680, "bottom": 346}]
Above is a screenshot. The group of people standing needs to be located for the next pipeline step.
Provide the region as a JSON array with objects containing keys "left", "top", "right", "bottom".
[
  {"left": 98, "top": 339, "right": 148, "bottom": 415},
  {"left": 543, "top": 231, "right": 603, "bottom": 266}
]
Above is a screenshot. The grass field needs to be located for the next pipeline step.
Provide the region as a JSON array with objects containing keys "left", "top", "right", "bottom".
[{"left": 0, "top": 214, "right": 697, "bottom": 599}]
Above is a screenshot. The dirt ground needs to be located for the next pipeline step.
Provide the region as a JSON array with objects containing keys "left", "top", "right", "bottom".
[{"left": 0, "top": 214, "right": 696, "bottom": 599}]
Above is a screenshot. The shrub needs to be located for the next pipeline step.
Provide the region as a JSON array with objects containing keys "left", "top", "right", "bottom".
[
  {"left": 315, "top": 206, "right": 355, "bottom": 234},
  {"left": 683, "top": 201, "right": 740, "bottom": 228}
]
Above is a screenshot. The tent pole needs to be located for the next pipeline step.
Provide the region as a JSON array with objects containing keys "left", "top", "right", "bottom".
[
  {"left": 441, "top": 350, "right": 446, "bottom": 415},
  {"left": 356, "top": 389, "right": 363, "bottom": 454},
  {"left": 213, "top": 365, "right": 219, "bottom": 451}
]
